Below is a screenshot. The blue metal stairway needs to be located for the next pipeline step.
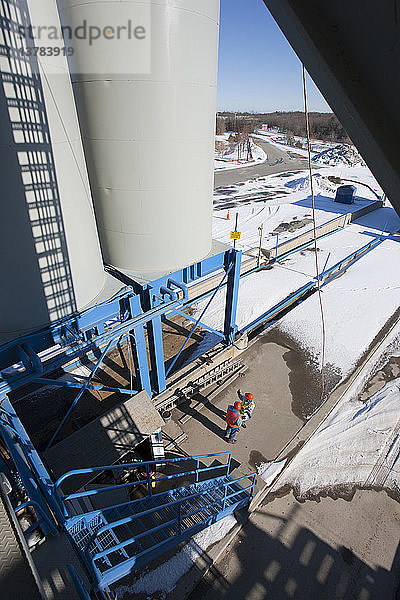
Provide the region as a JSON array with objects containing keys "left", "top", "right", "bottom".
[{"left": 54, "top": 453, "right": 256, "bottom": 594}]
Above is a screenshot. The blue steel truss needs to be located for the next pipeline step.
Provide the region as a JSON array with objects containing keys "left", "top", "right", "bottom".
[
  {"left": 0, "top": 249, "right": 243, "bottom": 581},
  {"left": 0, "top": 248, "right": 241, "bottom": 400}
]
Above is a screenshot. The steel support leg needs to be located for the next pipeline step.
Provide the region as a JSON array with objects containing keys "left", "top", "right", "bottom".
[
  {"left": 147, "top": 315, "right": 166, "bottom": 394},
  {"left": 143, "top": 290, "right": 166, "bottom": 395},
  {"left": 128, "top": 295, "right": 152, "bottom": 396},
  {"left": 130, "top": 327, "right": 151, "bottom": 396},
  {"left": 224, "top": 249, "right": 242, "bottom": 344}
]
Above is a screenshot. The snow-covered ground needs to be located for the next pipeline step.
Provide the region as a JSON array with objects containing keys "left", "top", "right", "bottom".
[
  {"left": 215, "top": 134, "right": 267, "bottom": 170},
  {"left": 260, "top": 378, "right": 400, "bottom": 499},
  {"left": 213, "top": 165, "right": 381, "bottom": 251},
  {"left": 312, "top": 144, "right": 366, "bottom": 167},
  {"left": 254, "top": 127, "right": 334, "bottom": 158},
  {"left": 277, "top": 218, "right": 400, "bottom": 378},
  {"left": 254, "top": 127, "right": 365, "bottom": 169},
  {"left": 195, "top": 141, "right": 400, "bottom": 389},
  {"left": 194, "top": 210, "right": 400, "bottom": 350},
  {"left": 116, "top": 515, "right": 236, "bottom": 598}
]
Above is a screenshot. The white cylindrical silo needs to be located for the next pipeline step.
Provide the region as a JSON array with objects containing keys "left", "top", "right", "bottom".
[
  {"left": 0, "top": 0, "right": 105, "bottom": 343},
  {"left": 57, "top": 0, "right": 220, "bottom": 273}
]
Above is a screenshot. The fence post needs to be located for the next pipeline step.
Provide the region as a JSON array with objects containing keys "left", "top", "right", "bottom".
[{"left": 257, "top": 224, "right": 263, "bottom": 268}]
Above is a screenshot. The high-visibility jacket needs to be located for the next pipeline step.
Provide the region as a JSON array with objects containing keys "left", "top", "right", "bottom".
[
  {"left": 226, "top": 405, "right": 241, "bottom": 428},
  {"left": 239, "top": 393, "right": 255, "bottom": 414}
]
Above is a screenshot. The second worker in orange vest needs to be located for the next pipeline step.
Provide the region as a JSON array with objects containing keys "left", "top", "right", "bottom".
[{"left": 224, "top": 400, "right": 243, "bottom": 444}]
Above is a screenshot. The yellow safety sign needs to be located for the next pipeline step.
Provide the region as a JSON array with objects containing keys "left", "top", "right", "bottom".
[{"left": 230, "top": 231, "right": 241, "bottom": 240}]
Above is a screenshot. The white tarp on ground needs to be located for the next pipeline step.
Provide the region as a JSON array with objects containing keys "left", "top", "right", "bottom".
[{"left": 262, "top": 379, "right": 400, "bottom": 498}]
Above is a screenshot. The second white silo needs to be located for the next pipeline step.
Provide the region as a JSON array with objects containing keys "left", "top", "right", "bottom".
[{"left": 57, "top": 0, "right": 220, "bottom": 274}]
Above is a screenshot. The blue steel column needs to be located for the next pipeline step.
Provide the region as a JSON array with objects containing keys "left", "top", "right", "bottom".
[
  {"left": 129, "top": 296, "right": 152, "bottom": 396},
  {"left": 0, "top": 397, "right": 64, "bottom": 525},
  {"left": 142, "top": 290, "right": 166, "bottom": 395},
  {"left": 224, "top": 249, "right": 242, "bottom": 344}
]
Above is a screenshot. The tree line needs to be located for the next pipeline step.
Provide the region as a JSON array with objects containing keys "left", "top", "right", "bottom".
[{"left": 216, "top": 111, "right": 351, "bottom": 143}]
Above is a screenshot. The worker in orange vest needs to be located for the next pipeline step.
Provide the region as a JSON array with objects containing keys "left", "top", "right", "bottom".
[{"left": 224, "top": 400, "right": 242, "bottom": 444}]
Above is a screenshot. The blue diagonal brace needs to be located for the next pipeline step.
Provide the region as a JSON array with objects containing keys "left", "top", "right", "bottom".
[
  {"left": 171, "top": 310, "right": 225, "bottom": 339},
  {"left": 33, "top": 378, "right": 136, "bottom": 395},
  {"left": 46, "top": 336, "right": 116, "bottom": 449},
  {"left": 165, "top": 262, "right": 233, "bottom": 378}
]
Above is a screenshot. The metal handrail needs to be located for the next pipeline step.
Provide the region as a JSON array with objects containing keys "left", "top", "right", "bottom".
[
  {"left": 56, "top": 452, "right": 232, "bottom": 510},
  {"left": 240, "top": 234, "right": 384, "bottom": 335},
  {"left": 83, "top": 489, "right": 209, "bottom": 560},
  {"left": 319, "top": 236, "right": 383, "bottom": 284},
  {"left": 270, "top": 211, "right": 349, "bottom": 256},
  {"left": 56, "top": 451, "right": 231, "bottom": 489},
  {"left": 14, "top": 500, "right": 57, "bottom": 536},
  {"left": 84, "top": 472, "right": 256, "bottom": 566},
  {"left": 63, "top": 462, "right": 228, "bottom": 503},
  {"left": 90, "top": 516, "right": 179, "bottom": 563},
  {"left": 0, "top": 474, "right": 48, "bottom": 599},
  {"left": 54, "top": 452, "right": 231, "bottom": 489}
]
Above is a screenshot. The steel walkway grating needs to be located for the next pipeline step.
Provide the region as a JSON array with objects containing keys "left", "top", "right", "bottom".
[{"left": 61, "top": 453, "right": 256, "bottom": 591}]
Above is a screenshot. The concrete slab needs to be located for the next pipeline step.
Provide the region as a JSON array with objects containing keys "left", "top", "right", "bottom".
[
  {"left": 177, "top": 313, "right": 400, "bottom": 600},
  {"left": 103, "top": 310, "right": 400, "bottom": 600},
  {"left": 32, "top": 532, "right": 88, "bottom": 600},
  {"left": 173, "top": 337, "right": 304, "bottom": 491},
  {"left": 190, "top": 490, "right": 400, "bottom": 600}
]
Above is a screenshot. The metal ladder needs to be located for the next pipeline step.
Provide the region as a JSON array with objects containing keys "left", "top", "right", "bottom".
[{"left": 157, "top": 357, "right": 246, "bottom": 413}]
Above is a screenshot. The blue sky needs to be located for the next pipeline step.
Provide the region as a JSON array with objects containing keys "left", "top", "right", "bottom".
[{"left": 217, "top": 0, "right": 331, "bottom": 113}]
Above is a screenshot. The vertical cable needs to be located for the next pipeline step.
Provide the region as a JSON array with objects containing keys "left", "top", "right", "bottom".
[{"left": 302, "top": 65, "right": 326, "bottom": 402}]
